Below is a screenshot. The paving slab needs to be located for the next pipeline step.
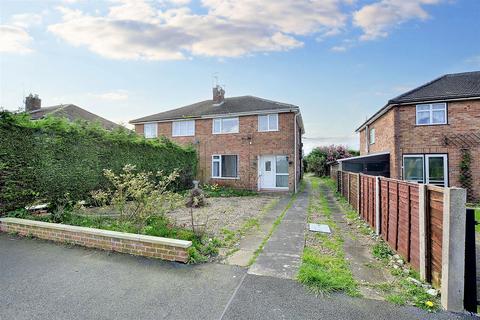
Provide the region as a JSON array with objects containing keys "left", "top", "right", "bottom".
[
  {"left": 225, "top": 196, "right": 291, "bottom": 267},
  {"left": 248, "top": 185, "right": 309, "bottom": 279}
]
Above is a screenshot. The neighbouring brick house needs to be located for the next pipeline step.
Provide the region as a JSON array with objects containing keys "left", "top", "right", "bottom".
[
  {"left": 24, "top": 94, "right": 121, "bottom": 130},
  {"left": 130, "top": 86, "right": 304, "bottom": 192},
  {"left": 341, "top": 71, "right": 480, "bottom": 201}
]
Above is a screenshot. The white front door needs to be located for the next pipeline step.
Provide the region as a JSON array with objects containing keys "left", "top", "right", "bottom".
[{"left": 259, "top": 155, "right": 276, "bottom": 189}]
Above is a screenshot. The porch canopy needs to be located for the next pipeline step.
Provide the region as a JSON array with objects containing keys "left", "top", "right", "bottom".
[{"left": 337, "top": 151, "right": 390, "bottom": 177}]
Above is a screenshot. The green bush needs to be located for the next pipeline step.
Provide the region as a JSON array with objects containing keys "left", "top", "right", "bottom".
[
  {"left": 0, "top": 111, "right": 197, "bottom": 213},
  {"left": 202, "top": 184, "right": 257, "bottom": 197}
]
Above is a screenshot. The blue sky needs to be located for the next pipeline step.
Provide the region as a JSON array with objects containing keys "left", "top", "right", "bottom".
[{"left": 1, "top": 0, "right": 479, "bottom": 152}]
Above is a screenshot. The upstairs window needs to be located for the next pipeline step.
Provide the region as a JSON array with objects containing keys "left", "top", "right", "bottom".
[
  {"left": 172, "top": 120, "right": 195, "bottom": 137},
  {"left": 144, "top": 123, "right": 157, "bottom": 139},
  {"left": 258, "top": 114, "right": 278, "bottom": 131},
  {"left": 369, "top": 128, "right": 375, "bottom": 145},
  {"left": 213, "top": 117, "right": 239, "bottom": 134},
  {"left": 416, "top": 103, "right": 447, "bottom": 125},
  {"left": 212, "top": 155, "right": 238, "bottom": 178}
]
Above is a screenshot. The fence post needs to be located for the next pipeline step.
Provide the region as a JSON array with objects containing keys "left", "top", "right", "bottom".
[
  {"left": 418, "top": 184, "right": 428, "bottom": 281},
  {"left": 347, "top": 173, "right": 351, "bottom": 204},
  {"left": 440, "top": 187, "right": 467, "bottom": 312},
  {"left": 356, "top": 174, "right": 361, "bottom": 212},
  {"left": 375, "top": 176, "right": 381, "bottom": 235}
]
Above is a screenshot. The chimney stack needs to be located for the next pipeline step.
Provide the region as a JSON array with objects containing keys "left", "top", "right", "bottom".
[
  {"left": 212, "top": 85, "right": 225, "bottom": 106},
  {"left": 25, "top": 94, "right": 41, "bottom": 112}
]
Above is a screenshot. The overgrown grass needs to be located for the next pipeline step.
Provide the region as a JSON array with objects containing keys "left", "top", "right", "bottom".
[
  {"left": 372, "top": 241, "right": 393, "bottom": 261},
  {"left": 298, "top": 176, "right": 359, "bottom": 296},
  {"left": 298, "top": 248, "right": 358, "bottom": 296}
]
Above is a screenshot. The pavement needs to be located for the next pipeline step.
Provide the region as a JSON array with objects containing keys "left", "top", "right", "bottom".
[
  {"left": 248, "top": 186, "right": 309, "bottom": 279},
  {"left": 1, "top": 223, "right": 477, "bottom": 319}
]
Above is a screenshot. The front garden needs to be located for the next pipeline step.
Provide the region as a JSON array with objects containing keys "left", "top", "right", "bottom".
[{"left": 0, "top": 112, "right": 270, "bottom": 263}]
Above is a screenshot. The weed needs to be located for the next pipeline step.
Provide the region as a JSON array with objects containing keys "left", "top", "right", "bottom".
[
  {"left": 372, "top": 241, "right": 393, "bottom": 261},
  {"left": 387, "top": 294, "right": 407, "bottom": 305}
]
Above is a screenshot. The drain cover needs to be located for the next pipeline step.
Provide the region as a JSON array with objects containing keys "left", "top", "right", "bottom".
[{"left": 309, "top": 223, "right": 331, "bottom": 234}]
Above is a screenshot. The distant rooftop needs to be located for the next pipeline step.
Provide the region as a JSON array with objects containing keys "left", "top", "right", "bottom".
[{"left": 29, "top": 104, "right": 121, "bottom": 130}]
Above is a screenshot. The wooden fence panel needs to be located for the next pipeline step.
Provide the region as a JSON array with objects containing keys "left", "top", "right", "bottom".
[
  {"left": 335, "top": 170, "right": 446, "bottom": 286},
  {"left": 428, "top": 187, "right": 444, "bottom": 287}
]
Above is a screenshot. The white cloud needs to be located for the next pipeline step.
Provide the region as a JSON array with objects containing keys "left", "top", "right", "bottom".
[
  {"left": 90, "top": 90, "right": 129, "bottom": 101},
  {"left": 10, "top": 13, "right": 43, "bottom": 28},
  {"left": 47, "top": 0, "right": 347, "bottom": 60},
  {"left": 353, "top": 0, "right": 441, "bottom": 40},
  {"left": 0, "top": 25, "right": 33, "bottom": 54}
]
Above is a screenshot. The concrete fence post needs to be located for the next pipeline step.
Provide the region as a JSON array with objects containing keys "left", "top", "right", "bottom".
[
  {"left": 375, "top": 176, "right": 381, "bottom": 235},
  {"left": 418, "top": 184, "right": 428, "bottom": 281},
  {"left": 441, "top": 187, "right": 467, "bottom": 312}
]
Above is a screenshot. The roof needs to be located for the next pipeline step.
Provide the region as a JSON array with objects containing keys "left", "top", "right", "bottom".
[
  {"left": 28, "top": 104, "right": 121, "bottom": 130},
  {"left": 337, "top": 151, "right": 390, "bottom": 162},
  {"left": 130, "top": 95, "right": 303, "bottom": 131},
  {"left": 356, "top": 71, "right": 480, "bottom": 132}
]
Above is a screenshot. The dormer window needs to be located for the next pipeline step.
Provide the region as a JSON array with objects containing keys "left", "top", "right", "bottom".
[
  {"left": 416, "top": 103, "right": 447, "bottom": 125},
  {"left": 258, "top": 114, "right": 278, "bottom": 132},
  {"left": 144, "top": 122, "right": 157, "bottom": 138}
]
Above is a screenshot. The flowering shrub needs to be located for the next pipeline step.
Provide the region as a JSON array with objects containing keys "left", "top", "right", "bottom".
[
  {"left": 91, "top": 164, "right": 182, "bottom": 223},
  {"left": 305, "top": 145, "right": 355, "bottom": 177}
]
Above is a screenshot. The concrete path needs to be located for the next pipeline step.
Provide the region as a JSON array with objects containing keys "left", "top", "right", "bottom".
[
  {"left": 225, "top": 196, "right": 291, "bottom": 267},
  {"left": 248, "top": 184, "right": 309, "bottom": 279},
  {"left": 1, "top": 233, "right": 474, "bottom": 320},
  {"left": 318, "top": 181, "right": 393, "bottom": 300}
]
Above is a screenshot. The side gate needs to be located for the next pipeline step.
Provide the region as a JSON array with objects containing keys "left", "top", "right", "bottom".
[{"left": 464, "top": 208, "right": 478, "bottom": 312}]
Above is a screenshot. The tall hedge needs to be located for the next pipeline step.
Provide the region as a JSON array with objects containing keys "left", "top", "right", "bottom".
[{"left": 0, "top": 111, "right": 197, "bottom": 213}]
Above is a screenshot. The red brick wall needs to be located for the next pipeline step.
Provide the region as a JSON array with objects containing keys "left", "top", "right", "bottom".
[
  {"left": 359, "top": 99, "right": 480, "bottom": 200},
  {"left": 0, "top": 218, "right": 190, "bottom": 263},
  {"left": 134, "top": 112, "right": 301, "bottom": 191}
]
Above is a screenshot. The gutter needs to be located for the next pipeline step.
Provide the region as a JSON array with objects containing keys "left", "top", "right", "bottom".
[{"left": 294, "top": 112, "right": 300, "bottom": 193}]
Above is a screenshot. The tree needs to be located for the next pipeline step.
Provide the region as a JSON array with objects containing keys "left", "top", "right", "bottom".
[{"left": 305, "top": 145, "right": 353, "bottom": 177}]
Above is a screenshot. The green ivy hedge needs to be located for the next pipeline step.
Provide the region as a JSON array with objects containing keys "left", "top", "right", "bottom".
[{"left": 0, "top": 111, "right": 197, "bottom": 213}]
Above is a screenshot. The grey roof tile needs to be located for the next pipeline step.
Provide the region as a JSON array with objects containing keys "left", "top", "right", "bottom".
[
  {"left": 129, "top": 95, "right": 300, "bottom": 123},
  {"left": 389, "top": 71, "right": 480, "bottom": 104},
  {"left": 28, "top": 104, "right": 121, "bottom": 130}
]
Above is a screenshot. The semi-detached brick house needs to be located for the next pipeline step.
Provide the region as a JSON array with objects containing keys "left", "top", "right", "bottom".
[
  {"left": 130, "top": 86, "right": 304, "bottom": 192},
  {"left": 339, "top": 71, "right": 480, "bottom": 201}
]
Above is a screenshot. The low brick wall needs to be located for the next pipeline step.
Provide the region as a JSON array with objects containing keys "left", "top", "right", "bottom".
[{"left": 0, "top": 218, "right": 191, "bottom": 263}]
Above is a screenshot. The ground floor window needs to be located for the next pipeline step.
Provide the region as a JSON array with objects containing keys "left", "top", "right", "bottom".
[
  {"left": 403, "top": 154, "right": 448, "bottom": 186},
  {"left": 212, "top": 155, "right": 238, "bottom": 178}
]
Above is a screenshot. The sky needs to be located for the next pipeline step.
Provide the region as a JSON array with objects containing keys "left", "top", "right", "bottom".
[{"left": 1, "top": 0, "right": 479, "bottom": 154}]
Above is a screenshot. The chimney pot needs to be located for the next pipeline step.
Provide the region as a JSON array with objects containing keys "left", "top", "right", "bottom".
[
  {"left": 25, "top": 94, "right": 41, "bottom": 112},
  {"left": 212, "top": 85, "right": 225, "bottom": 106}
]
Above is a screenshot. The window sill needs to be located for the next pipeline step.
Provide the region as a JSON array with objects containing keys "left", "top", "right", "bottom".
[
  {"left": 414, "top": 123, "right": 448, "bottom": 126},
  {"left": 211, "top": 177, "right": 240, "bottom": 180},
  {"left": 258, "top": 129, "right": 279, "bottom": 132},
  {"left": 212, "top": 132, "right": 239, "bottom": 135},
  {"left": 172, "top": 135, "right": 195, "bottom": 137}
]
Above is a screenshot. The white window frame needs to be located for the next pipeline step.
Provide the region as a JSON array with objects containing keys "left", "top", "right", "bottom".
[
  {"left": 369, "top": 128, "right": 375, "bottom": 145},
  {"left": 402, "top": 154, "right": 448, "bottom": 186},
  {"left": 275, "top": 155, "right": 289, "bottom": 189},
  {"left": 211, "top": 154, "right": 239, "bottom": 179},
  {"left": 415, "top": 103, "right": 447, "bottom": 126},
  {"left": 258, "top": 114, "right": 279, "bottom": 132},
  {"left": 143, "top": 122, "right": 158, "bottom": 139},
  {"left": 172, "top": 120, "right": 195, "bottom": 137},
  {"left": 212, "top": 117, "right": 239, "bottom": 134}
]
